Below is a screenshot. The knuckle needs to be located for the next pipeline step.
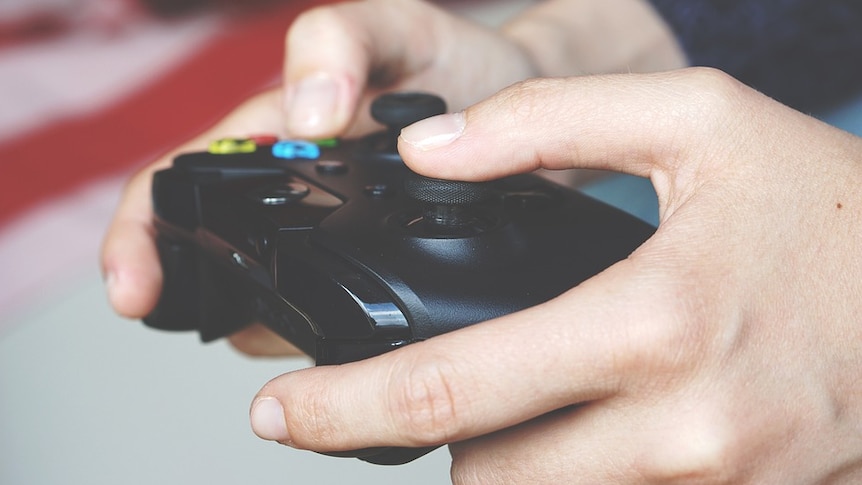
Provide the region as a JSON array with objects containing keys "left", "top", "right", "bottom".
[
  {"left": 687, "top": 66, "right": 748, "bottom": 98},
  {"left": 674, "top": 67, "right": 753, "bottom": 134},
  {"left": 632, "top": 67, "right": 759, "bottom": 183},
  {"left": 607, "top": 273, "right": 713, "bottom": 388},
  {"left": 639, "top": 431, "right": 737, "bottom": 484},
  {"left": 494, "top": 78, "right": 564, "bottom": 126},
  {"left": 387, "top": 356, "right": 468, "bottom": 445}
]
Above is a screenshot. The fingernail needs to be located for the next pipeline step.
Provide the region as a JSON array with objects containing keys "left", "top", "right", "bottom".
[
  {"left": 105, "top": 269, "right": 121, "bottom": 307},
  {"left": 250, "top": 397, "right": 291, "bottom": 443},
  {"left": 399, "top": 112, "right": 466, "bottom": 151},
  {"left": 285, "top": 73, "right": 340, "bottom": 135}
]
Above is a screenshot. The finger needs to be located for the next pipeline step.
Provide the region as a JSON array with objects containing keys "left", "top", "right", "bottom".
[
  {"left": 101, "top": 89, "right": 283, "bottom": 318},
  {"left": 283, "top": 1, "right": 537, "bottom": 139},
  {"left": 101, "top": 161, "right": 167, "bottom": 318},
  {"left": 282, "top": 0, "right": 443, "bottom": 138},
  {"left": 397, "top": 68, "right": 759, "bottom": 183},
  {"left": 248, "top": 259, "right": 699, "bottom": 451},
  {"left": 228, "top": 323, "right": 304, "bottom": 358}
]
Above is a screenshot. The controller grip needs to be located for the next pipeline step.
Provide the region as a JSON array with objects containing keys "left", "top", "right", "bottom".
[
  {"left": 144, "top": 234, "right": 262, "bottom": 342},
  {"left": 143, "top": 236, "right": 201, "bottom": 331}
]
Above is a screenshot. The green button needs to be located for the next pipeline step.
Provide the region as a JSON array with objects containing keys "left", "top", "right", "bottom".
[{"left": 314, "top": 138, "right": 338, "bottom": 148}]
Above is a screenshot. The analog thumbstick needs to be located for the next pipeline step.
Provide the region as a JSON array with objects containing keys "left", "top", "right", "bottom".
[
  {"left": 368, "top": 93, "right": 447, "bottom": 155},
  {"left": 404, "top": 175, "right": 495, "bottom": 235},
  {"left": 371, "top": 92, "right": 448, "bottom": 134}
]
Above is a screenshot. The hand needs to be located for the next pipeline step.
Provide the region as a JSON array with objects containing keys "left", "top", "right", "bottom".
[{"left": 248, "top": 68, "right": 862, "bottom": 483}]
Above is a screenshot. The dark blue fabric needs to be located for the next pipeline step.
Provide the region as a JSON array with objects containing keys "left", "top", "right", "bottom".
[{"left": 648, "top": 0, "right": 862, "bottom": 112}]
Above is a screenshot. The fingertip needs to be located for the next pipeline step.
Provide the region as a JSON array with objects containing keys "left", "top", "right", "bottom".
[
  {"left": 101, "top": 219, "right": 162, "bottom": 319},
  {"left": 399, "top": 109, "right": 518, "bottom": 182},
  {"left": 399, "top": 112, "right": 466, "bottom": 152},
  {"left": 250, "top": 396, "right": 292, "bottom": 443},
  {"left": 103, "top": 260, "right": 162, "bottom": 319},
  {"left": 282, "top": 4, "right": 367, "bottom": 138},
  {"left": 398, "top": 112, "right": 483, "bottom": 181},
  {"left": 283, "top": 72, "right": 355, "bottom": 138}
]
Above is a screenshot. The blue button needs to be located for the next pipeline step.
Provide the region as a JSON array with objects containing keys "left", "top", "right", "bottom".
[{"left": 272, "top": 140, "right": 321, "bottom": 160}]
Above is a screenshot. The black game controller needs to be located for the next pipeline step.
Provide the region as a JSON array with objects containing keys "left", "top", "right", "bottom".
[{"left": 144, "top": 92, "right": 655, "bottom": 465}]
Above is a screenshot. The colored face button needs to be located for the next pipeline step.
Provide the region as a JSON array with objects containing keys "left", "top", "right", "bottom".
[
  {"left": 208, "top": 138, "right": 257, "bottom": 154},
  {"left": 272, "top": 140, "right": 321, "bottom": 160},
  {"left": 314, "top": 138, "right": 338, "bottom": 148},
  {"left": 249, "top": 134, "right": 279, "bottom": 145}
]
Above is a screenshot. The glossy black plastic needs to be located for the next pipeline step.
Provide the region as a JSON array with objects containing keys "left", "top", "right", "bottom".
[{"left": 143, "top": 93, "right": 656, "bottom": 465}]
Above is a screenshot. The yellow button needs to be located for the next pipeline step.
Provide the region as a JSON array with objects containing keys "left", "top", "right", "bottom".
[{"left": 208, "top": 138, "right": 257, "bottom": 154}]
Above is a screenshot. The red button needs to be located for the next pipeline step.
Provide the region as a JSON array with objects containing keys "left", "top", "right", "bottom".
[{"left": 249, "top": 134, "right": 279, "bottom": 145}]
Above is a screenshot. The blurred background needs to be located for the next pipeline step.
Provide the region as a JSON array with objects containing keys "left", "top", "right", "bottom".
[{"left": 1, "top": 1, "right": 861, "bottom": 484}]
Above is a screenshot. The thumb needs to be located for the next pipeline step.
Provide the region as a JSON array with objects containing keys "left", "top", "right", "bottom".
[{"left": 397, "top": 68, "right": 751, "bottom": 182}]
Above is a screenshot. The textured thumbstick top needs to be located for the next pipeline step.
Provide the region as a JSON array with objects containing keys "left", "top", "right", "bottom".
[{"left": 404, "top": 175, "right": 493, "bottom": 205}]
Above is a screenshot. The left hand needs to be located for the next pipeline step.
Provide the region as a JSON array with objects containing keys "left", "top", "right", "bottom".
[
  {"left": 248, "top": 68, "right": 862, "bottom": 483},
  {"left": 100, "top": 89, "right": 302, "bottom": 356}
]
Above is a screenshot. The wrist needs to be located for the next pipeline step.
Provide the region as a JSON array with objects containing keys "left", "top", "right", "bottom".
[{"left": 501, "top": 0, "right": 687, "bottom": 77}]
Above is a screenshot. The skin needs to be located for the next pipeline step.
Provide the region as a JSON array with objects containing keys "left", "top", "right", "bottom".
[{"left": 100, "top": 0, "right": 862, "bottom": 482}]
